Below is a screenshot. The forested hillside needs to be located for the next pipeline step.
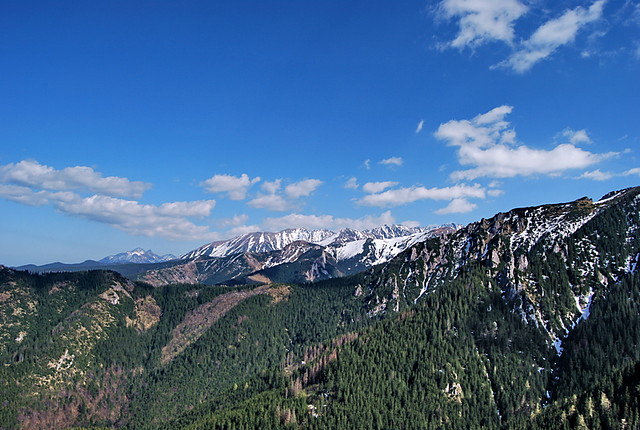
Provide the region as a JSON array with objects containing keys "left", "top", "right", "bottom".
[{"left": 1, "top": 187, "right": 640, "bottom": 429}]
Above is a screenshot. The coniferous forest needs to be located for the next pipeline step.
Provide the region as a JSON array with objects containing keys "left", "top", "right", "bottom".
[{"left": 2, "top": 187, "right": 640, "bottom": 429}]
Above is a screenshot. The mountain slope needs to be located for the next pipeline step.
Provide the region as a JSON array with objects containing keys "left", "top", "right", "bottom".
[
  {"left": 139, "top": 225, "right": 456, "bottom": 287},
  {"left": 3, "top": 187, "right": 640, "bottom": 429},
  {"left": 0, "top": 266, "right": 372, "bottom": 429},
  {"left": 356, "top": 188, "right": 639, "bottom": 325},
  {"left": 177, "top": 187, "right": 640, "bottom": 429}
]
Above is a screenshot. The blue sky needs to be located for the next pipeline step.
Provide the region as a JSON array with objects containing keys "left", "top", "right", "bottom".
[{"left": 1, "top": 0, "right": 639, "bottom": 265}]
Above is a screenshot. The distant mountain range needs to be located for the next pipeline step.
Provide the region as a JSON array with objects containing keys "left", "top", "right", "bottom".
[
  {"left": 180, "top": 225, "right": 448, "bottom": 260},
  {"left": 16, "top": 224, "right": 458, "bottom": 286},
  {"left": 16, "top": 248, "right": 178, "bottom": 277},
  {"left": 137, "top": 224, "right": 458, "bottom": 286}
]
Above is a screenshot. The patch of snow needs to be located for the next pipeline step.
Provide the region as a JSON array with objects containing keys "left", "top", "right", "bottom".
[
  {"left": 414, "top": 274, "right": 434, "bottom": 304},
  {"left": 335, "top": 240, "right": 366, "bottom": 260},
  {"left": 575, "top": 288, "right": 595, "bottom": 325},
  {"left": 553, "top": 338, "right": 564, "bottom": 356},
  {"left": 594, "top": 191, "right": 625, "bottom": 205},
  {"left": 628, "top": 253, "right": 639, "bottom": 273}
]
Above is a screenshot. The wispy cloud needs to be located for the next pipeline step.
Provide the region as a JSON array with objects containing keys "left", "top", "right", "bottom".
[
  {"left": 578, "top": 169, "right": 613, "bottom": 181},
  {"left": 357, "top": 183, "right": 486, "bottom": 208},
  {"left": 56, "top": 195, "right": 217, "bottom": 240},
  {"left": 362, "top": 181, "right": 399, "bottom": 194},
  {"left": 217, "top": 214, "right": 250, "bottom": 228},
  {"left": 624, "top": 167, "right": 640, "bottom": 176},
  {"left": 416, "top": 119, "right": 424, "bottom": 133},
  {"left": 248, "top": 178, "right": 323, "bottom": 211},
  {"left": 563, "top": 128, "right": 592, "bottom": 145},
  {"left": 0, "top": 160, "right": 151, "bottom": 198},
  {"left": 225, "top": 224, "right": 262, "bottom": 237},
  {"left": 284, "top": 179, "right": 323, "bottom": 198},
  {"left": 263, "top": 211, "right": 396, "bottom": 232},
  {"left": 440, "top": 0, "right": 528, "bottom": 48},
  {"left": 380, "top": 157, "right": 404, "bottom": 167},
  {"left": 247, "top": 193, "right": 291, "bottom": 211},
  {"left": 0, "top": 184, "right": 76, "bottom": 207},
  {"left": 201, "top": 173, "right": 260, "bottom": 200},
  {"left": 435, "top": 198, "right": 477, "bottom": 214},
  {"left": 344, "top": 177, "right": 359, "bottom": 190},
  {"left": 0, "top": 159, "right": 220, "bottom": 241},
  {"left": 261, "top": 179, "right": 282, "bottom": 194},
  {"left": 634, "top": 41, "right": 640, "bottom": 59},
  {"left": 497, "top": 0, "right": 606, "bottom": 72},
  {"left": 0, "top": 184, "right": 218, "bottom": 241},
  {"left": 435, "top": 105, "right": 614, "bottom": 180}
]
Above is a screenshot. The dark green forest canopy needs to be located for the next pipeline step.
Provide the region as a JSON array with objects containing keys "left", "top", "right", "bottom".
[{"left": 1, "top": 187, "right": 640, "bottom": 429}]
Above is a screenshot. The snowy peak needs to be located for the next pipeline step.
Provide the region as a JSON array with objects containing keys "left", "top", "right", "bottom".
[
  {"left": 99, "top": 248, "right": 177, "bottom": 264},
  {"left": 180, "top": 225, "right": 451, "bottom": 260},
  {"left": 181, "top": 228, "right": 335, "bottom": 260}
]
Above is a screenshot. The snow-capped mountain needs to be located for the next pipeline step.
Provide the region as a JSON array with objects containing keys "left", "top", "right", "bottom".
[
  {"left": 99, "top": 248, "right": 177, "bottom": 264},
  {"left": 181, "top": 225, "right": 454, "bottom": 260},
  {"left": 139, "top": 225, "right": 457, "bottom": 286},
  {"left": 180, "top": 228, "right": 336, "bottom": 260}
]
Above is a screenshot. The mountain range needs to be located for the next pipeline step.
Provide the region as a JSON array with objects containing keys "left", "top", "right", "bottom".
[
  {"left": 98, "top": 248, "right": 177, "bottom": 264},
  {"left": 2, "top": 186, "right": 640, "bottom": 429},
  {"left": 17, "top": 224, "right": 458, "bottom": 287}
]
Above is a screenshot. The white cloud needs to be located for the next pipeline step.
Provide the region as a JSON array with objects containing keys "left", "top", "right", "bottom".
[
  {"left": 362, "top": 181, "right": 399, "bottom": 194},
  {"left": 225, "top": 224, "right": 262, "bottom": 237},
  {"left": 435, "top": 198, "right": 477, "bottom": 214},
  {"left": 156, "top": 200, "right": 216, "bottom": 217},
  {"left": 578, "top": 169, "right": 613, "bottom": 181},
  {"left": 0, "top": 184, "right": 76, "bottom": 206},
  {"left": 435, "top": 105, "right": 614, "bottom": 180},
  {"left": 55, "top": 195, "right": 218, "bottom": 240},
  {"left": 0, "top": 183, "right": 219, "bottom": 241},
  {"left": 201, "top": 173, "right": 260, "bottom": 200},
  {"left": 0, "top": 160, "right": 151, "bottom": 198},
  {"left": 363, "top": 159, "right": 372, "bottom": 170},
  {"left": 380, "top": 157, "right": 404, "bottom": 167},
  {"left": 284, "top": 179, "right": 323, "bottom": 198},
  {"left": 416, "top": 119, "right": 424, "bottom": 133},
  {"left": 450, "top": 144, "right": 608, "bottom": 180},
  {"left": 498, "top": 0, "right": 606, "bottom": 72},
  {"left": 487, "top": 188, "right": 505, "bottom": 197},
  {"left": 217, "top": 214, "right": 250, "bottom": 228},
  {"left": 623, "top": 167, "right": 640, "bottom": 176},
  {"left": 247, "top": 193, "right": 291, "bottom": 211},
  {"left": 261, "top": 179, "right": 282, "bottom": 194},
  {"left": 563, "top": 129, "right": 592, "bottom": 145},
  {"left": 247, "top": 178, "right": 322, "bottom": 211},
  {"left": 436, "top": 105, "right": 516, "bottom": 149},
  {"left": 440, "top": 0, "right": 528, "bottom": 48},
  {"left": 400, "top": 219, "right": 422, "bottom": 228},
  {"left": 357, "top": 183, "right": 486, "bottom": 208},
  {"left": 263, "top": 211, "right": 396, "bottom": 232},
  {"left": 344, "top": 177, "right": 359, "bottom": 190}
]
